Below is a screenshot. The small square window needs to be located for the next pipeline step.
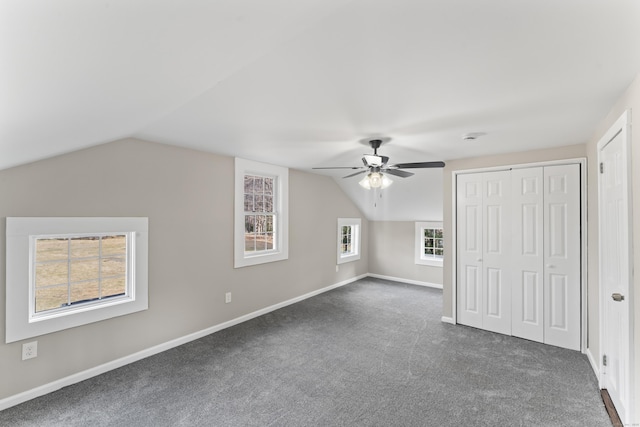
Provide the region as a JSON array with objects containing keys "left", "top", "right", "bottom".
[{"left": 415, "top": 221, "right": 444, "bottom": 267}]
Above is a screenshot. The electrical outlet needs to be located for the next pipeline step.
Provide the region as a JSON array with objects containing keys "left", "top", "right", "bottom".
[
  {"left": 22, "top": 341, "right": 38, "bottom": 360},
  {"left": 225, "top": 292, "right": 232, "bottom": 304}
]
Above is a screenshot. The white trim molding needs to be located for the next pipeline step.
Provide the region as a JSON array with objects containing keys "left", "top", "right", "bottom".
[{"left": 367, "top": 273, "right": 443, "bottom": 290}]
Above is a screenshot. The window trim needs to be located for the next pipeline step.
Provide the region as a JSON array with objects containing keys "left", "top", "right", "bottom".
[
  {"left": 234, "top": 158, "right": 289, "bottom": 268},
  {"left": 6, "top": 217, "right": 148, "bottom": 343},
  {"left": 337, "top": 218, "right": 361, "bottom": 264},
  {"left": 415, "top": 221, "right": 443, "bottom": 267}
]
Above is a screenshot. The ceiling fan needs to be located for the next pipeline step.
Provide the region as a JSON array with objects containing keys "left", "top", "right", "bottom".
[{"left": 313, "top": 139, "right": 445, "bottom": 189}]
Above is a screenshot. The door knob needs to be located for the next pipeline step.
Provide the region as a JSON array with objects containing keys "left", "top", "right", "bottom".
[{"left": 611, "top": 293, "right": 625, "bottom": 302}]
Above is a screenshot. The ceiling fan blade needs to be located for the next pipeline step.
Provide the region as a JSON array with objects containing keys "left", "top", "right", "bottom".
[
  {"left": 389, "top": 161, "right": 446, "bottom": 169},
  {"left": 383, "top": 168, "right": 414, "bottom": 178},
  {"left": 312, "top": 166, "right": 363, "bottom": 170},
  {"left": 343, "top": 170, "right": 369, "bottom": 179}
]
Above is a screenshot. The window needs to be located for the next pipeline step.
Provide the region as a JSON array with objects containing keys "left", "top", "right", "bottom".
[
  {"left": 337, "top": 218, "right": 361, "bottom": 264},
  {"left": 6, "top": 217, "right": 148, "bottom": 343},
  {"left": 415, "top": 221, "right": 443, "bottom": 267},
  {"left": 234, "top": 158, "right": 288, "bottom": 268}
]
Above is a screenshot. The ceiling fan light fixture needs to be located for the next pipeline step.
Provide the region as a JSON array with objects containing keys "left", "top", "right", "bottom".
[{"left": 359, "top": 172, "right": 392, "bottom": 190}]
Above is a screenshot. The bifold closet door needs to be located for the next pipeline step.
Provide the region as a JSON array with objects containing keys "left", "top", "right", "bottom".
[
  {"left": 511, "top": 168, "right": 544, "bottom": 342},
  {"left": 457, "top": 171, "right": 511, "bottom": 335},
  {"left": 543, "top": 164, "right": 580, "bottom": 351}
]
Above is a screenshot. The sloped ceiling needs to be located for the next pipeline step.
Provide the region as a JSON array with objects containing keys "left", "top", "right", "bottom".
[{"left": 2, "top": 0, "right": 640, "bottom": 220}]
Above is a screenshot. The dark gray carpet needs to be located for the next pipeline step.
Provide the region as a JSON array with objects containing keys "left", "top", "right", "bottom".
[{"left": 1, "top": 278, "right": 610, "bottom": 426}]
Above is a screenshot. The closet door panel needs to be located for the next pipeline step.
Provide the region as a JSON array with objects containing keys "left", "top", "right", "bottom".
[
  {"left": 511, "top": 168, "right": 544, "bottom": 342},
  {"left": 457, "top": 173, "right": 484, "bottom": 328},
  {"left": 481, "top": 171, "right": 511, "bottom": 335},
  {"left": 543, "top": 164, "right": 581, "bottom": 351}
]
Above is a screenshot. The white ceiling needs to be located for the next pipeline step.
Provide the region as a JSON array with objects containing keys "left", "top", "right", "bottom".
[{"left": 2, "top": 1, "right": 640, "bottom": 220}]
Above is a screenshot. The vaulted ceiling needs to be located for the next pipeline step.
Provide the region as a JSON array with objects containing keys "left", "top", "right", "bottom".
[{"left": 2, "top": 1, "right": 639, "bottom": 220}]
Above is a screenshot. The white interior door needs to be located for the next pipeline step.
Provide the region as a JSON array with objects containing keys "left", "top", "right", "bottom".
[
  {"left": 599, "top": 115, "right": 632, "bottom": 423},
  {"left": 481, "top": 171, "right": 511, "bottom": 335},
  {"left": 511, "top": 167, "right": 544, "bottom": 342},
  {"left": 543, "top": 164, "right": 581, "bottom": 351},
  {"left": 457, "top": 173, "right": 484, "bottom": 329}
]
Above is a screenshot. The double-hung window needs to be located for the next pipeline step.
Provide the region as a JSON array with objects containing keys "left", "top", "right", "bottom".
[
  {"left": 6, "top": 217, "right": 148, "bottom": 343},
  {"left": 415, "top": 221, "right": 444, "bottom": 267},
  {"left": 337, "top": 218, "right": 361, "bottom": 264},
  {"left": 234, "top": 158, "right": 288, "bottom": 267}
]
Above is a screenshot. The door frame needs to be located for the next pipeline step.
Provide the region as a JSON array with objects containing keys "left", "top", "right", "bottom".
[
  {"left": 451, "top": 158, "right": 588, "bottom": 352},
  {"left": 597, "top": 109, "right": 634, "bottom": 423}
]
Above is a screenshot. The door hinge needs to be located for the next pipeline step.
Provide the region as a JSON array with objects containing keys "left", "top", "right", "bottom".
[
  {"left": 603, "top": 354, "right": 607, "bottom": 366},
  {"left": 600, "top": 162, "right": 604, "bottom": 174}
]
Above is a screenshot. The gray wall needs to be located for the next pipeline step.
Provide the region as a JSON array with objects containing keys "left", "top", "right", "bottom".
[
  {"left": 368, "top": 221, "right": 443, "bottom": 286},
  {"left": 0, "top": 138, "right": 368, "bottom": 400}
]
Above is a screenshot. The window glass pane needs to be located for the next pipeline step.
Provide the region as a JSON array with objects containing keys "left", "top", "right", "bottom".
[
  {"left": 245, "top": 234, "right": 256, "bottom": 251},
  {"left": 70, "top": 259, "right": 100, "bottom": 283},
  {"left": 265, "top": 233, "right": 274, "bottom": 250},
  {"left": 254, "top": 176, "right": 264, "bottom": 193},
  {"left": 426, "top": 248, "right": 434, "bottom": 255},
  {"left": 70, "top": 281, "right": 100, "bottom": 305},
  {"left": 35, "top": 262, "right": 68, "bottom": 287},
  {"left": 255, "top": 237, "right": 266, "bottom": 251},
  {"left": 435, "top": 229, "right": 443, "bottom": 238},
  {"left": 244, "top": 194, "right": 254, "bottom": 212},
  {"left": 264, "top": 177, "right": 273, "bottom": 194},
  {"left": 102, "top": 257, "right": 126, "bottom": 277},
  {"left": 35, "top": 238, "right": 68, "bottom": 261},
  {"left": 425, "top": 238, "right": 434, "bottom": 248},
  {"left": 426, "top": 229, "right": 434, "bottom": 237},
  {"left": 436, "top": 239, "right": 443, "bottom": 248},
  {"left": 266, "top": 215, "right": 274, "bottom": 232},
  {"left": 102, "top": 235, "right": 126, "bottom": 256},
  {"left": 70, "top": 237, "right": 100, "bottom": 259},
  {"left": 244, "top": 175, "right": 254, "bottom": 193},
  {"left": 435, "top": 249, "right": 444, "bottom": 256},
  {"left": 255, "top": 195, "right": 264, "bottom": 212},
  {"left": 102, "top": 276, "right": 126, "bottom": 297},
  {"left": 35, "top": 285, "right": 69, "bottom": 312},
  {"left": 264, "top": 195, "right": 273, "bottom": 212},
  {"left": 245, "top": 215, "right": 255, "bottom": 233}
]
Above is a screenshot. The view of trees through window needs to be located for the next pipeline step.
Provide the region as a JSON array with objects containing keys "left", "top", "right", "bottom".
[
  {"left": 34, "top": 235, "right": 127, "bottom": 313},
  {"left": 244, "top": 174, "right": 275, "bottom": 252},
  {"left": 341, "top": 225, "right": 353, "bottom": 255},
  {"left": 423, "top": 227, "right": 443, "bottom": 258}
]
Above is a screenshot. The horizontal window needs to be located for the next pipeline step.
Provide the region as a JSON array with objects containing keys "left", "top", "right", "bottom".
[{"left": 6, "top": 217, "right": 148, "bottom": 343}]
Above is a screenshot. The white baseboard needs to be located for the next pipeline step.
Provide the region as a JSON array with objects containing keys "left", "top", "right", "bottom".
[
  {"left": 585, "top": 347, "right": 600, "bottom": 382},
  {"left": 366, "top": 273, "right": 443, "bottom": 290},
  {"left": 0, "top": 274, "right": 366, "bottom": 412},
  {"left": 441, "top": 316, "right": 455, "bottom": 325}
]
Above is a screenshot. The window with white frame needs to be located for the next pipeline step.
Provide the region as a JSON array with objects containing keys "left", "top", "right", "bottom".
[
  {"left": 234, "top": 158, "right": 288, "bottom": 268},
  {"left": 415, "top": 221, "right": 443, "bottom": 267},
  {"left": 6, "top": 217, "right": 148, "bottom": 343},
  {"left": 337, "top": 218, "right": 361, "bottom": 264}
]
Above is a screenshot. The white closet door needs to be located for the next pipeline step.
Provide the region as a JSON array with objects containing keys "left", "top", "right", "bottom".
[
  {"left": 543, "top": 164, "right": 581, "bottom": 351},
  {"left": 457, "top": 173, "right": 484, "bottom": 329},
  {"left": 481, "top": 171, "right": 512, "bottom": 335},
  {"left": 511, "top": 168, "right": 544, "bottom": 342}
]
